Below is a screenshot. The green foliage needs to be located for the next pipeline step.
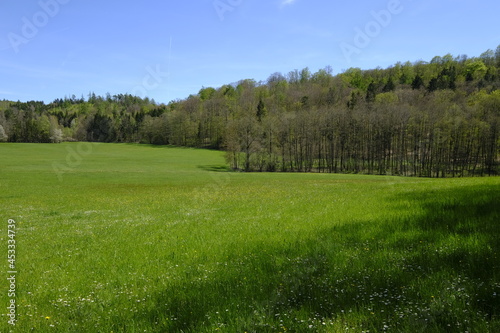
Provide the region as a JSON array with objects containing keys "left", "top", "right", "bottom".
[
  {"left": 0, "top": 143, "right": 499, "bottom": 332},
  {"left": 1, "top": 47, "right": 500, "bottom": 176},
  {"left": 256, "top": 99, "right": 267, "bottom": 122},
  {"left": 311, "top": 66, "right": 333, "bottom": 87},
  {"left": 496, "top": 45, "right": 500, "bottom": 67},
  {"left": 374, "top": 92, "right": 399, "bottom": 104},
  {"left": 199, "top": 87, "right": 216, "bottom": 101},
  {"left": 466, "top": 60, "right": 488, "bottom": 81},
  {"left": 341, "top": 67, "right": 369, "bottom": 90},
  {"left": 399, "top": 61, "right": 415, "bottom": 84},
  {"left": 382, "top": 77, "right": 396, "bottom": 92},
  {"left": 411, "top": 74, "right": 424, "bottom": 90},
  {"left": 365, "top": 81, "right": 377, "bottom": 102},
  {"left": 300, "top": 67, "right": 312, "bottom": 84}
]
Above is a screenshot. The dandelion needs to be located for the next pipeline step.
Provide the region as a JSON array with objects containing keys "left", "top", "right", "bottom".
[{"left": 45, "top": 316, "right": 51, "bottom": 319}]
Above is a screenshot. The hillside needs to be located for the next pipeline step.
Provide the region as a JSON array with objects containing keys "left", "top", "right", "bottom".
[
  {"left": 1, "top": 46, "right": 500, "bottom": 177},
  {"left": 1, "top": 143, "right": 499, "bottom": 332}
]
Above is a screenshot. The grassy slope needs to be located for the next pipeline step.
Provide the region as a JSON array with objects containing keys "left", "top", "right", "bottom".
[{"left": 0, "top": 143, "right": 499, "bottom": 332}]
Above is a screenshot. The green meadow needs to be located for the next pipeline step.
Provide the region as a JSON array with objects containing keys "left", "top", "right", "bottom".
[{"left": 0, "top": 143, "right": 499, "bottom": 332}]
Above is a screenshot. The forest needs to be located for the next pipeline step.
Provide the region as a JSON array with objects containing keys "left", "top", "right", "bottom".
[{"left": 1, "top": 46, "right": 500, "bottom": 177}]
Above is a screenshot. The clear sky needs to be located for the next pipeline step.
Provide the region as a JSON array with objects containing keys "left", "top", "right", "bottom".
[{"left": 1, "top": 0, "right": 498, "bottom": 104}]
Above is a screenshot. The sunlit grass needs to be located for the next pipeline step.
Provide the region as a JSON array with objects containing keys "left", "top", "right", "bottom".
[{"left": 0, "top": 143, "right": 499, "bottom": 332}]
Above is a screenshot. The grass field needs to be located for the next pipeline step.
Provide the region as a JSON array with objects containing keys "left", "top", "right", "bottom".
[{"left": 0, "top": 143, "right": 499, "bottom": 332}]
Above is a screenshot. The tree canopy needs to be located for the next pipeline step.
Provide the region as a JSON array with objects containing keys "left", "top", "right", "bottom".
[{"left": 1, "top": 46, "right": 500, "bottom": 177}]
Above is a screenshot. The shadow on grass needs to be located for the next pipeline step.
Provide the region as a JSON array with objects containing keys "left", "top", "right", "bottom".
[
  {"left": 122, "top": 143, "right": 202, "bottom": 149},
  {"left": 134, "top": 183, "right": 500, "bottom": 332},
  {"left": 196, "top": 164, "right": 233, "bottom": 172}
]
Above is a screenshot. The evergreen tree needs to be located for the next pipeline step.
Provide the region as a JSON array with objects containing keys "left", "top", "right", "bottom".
[
  {"left": 427, "top": 78, "right": 439, "bottom": 92},
  {"left": 411, "top": 75, "right": 424, "bottom": 90},
  {"left": 366, "top": 82, "right": 377, "bottom": 102},
  {"left": 256, "top": 99, "right": 267, "bottom": 122},
  {"left": 383, "top": 78, "right": 396, "bottom": 92}
]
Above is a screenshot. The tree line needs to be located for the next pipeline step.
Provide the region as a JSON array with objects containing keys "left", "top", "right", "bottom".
[{"left": 1, "top": 47, "right": 500, "bottom": 177}]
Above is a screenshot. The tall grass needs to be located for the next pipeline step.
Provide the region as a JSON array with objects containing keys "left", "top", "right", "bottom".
[{"left": 0, "top": 143, "right": 498, "bottom": 332}]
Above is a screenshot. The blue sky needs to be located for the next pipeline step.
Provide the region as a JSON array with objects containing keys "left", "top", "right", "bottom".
[{"left": 1, "top": 0, "right": 498, "bottom": 104}]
